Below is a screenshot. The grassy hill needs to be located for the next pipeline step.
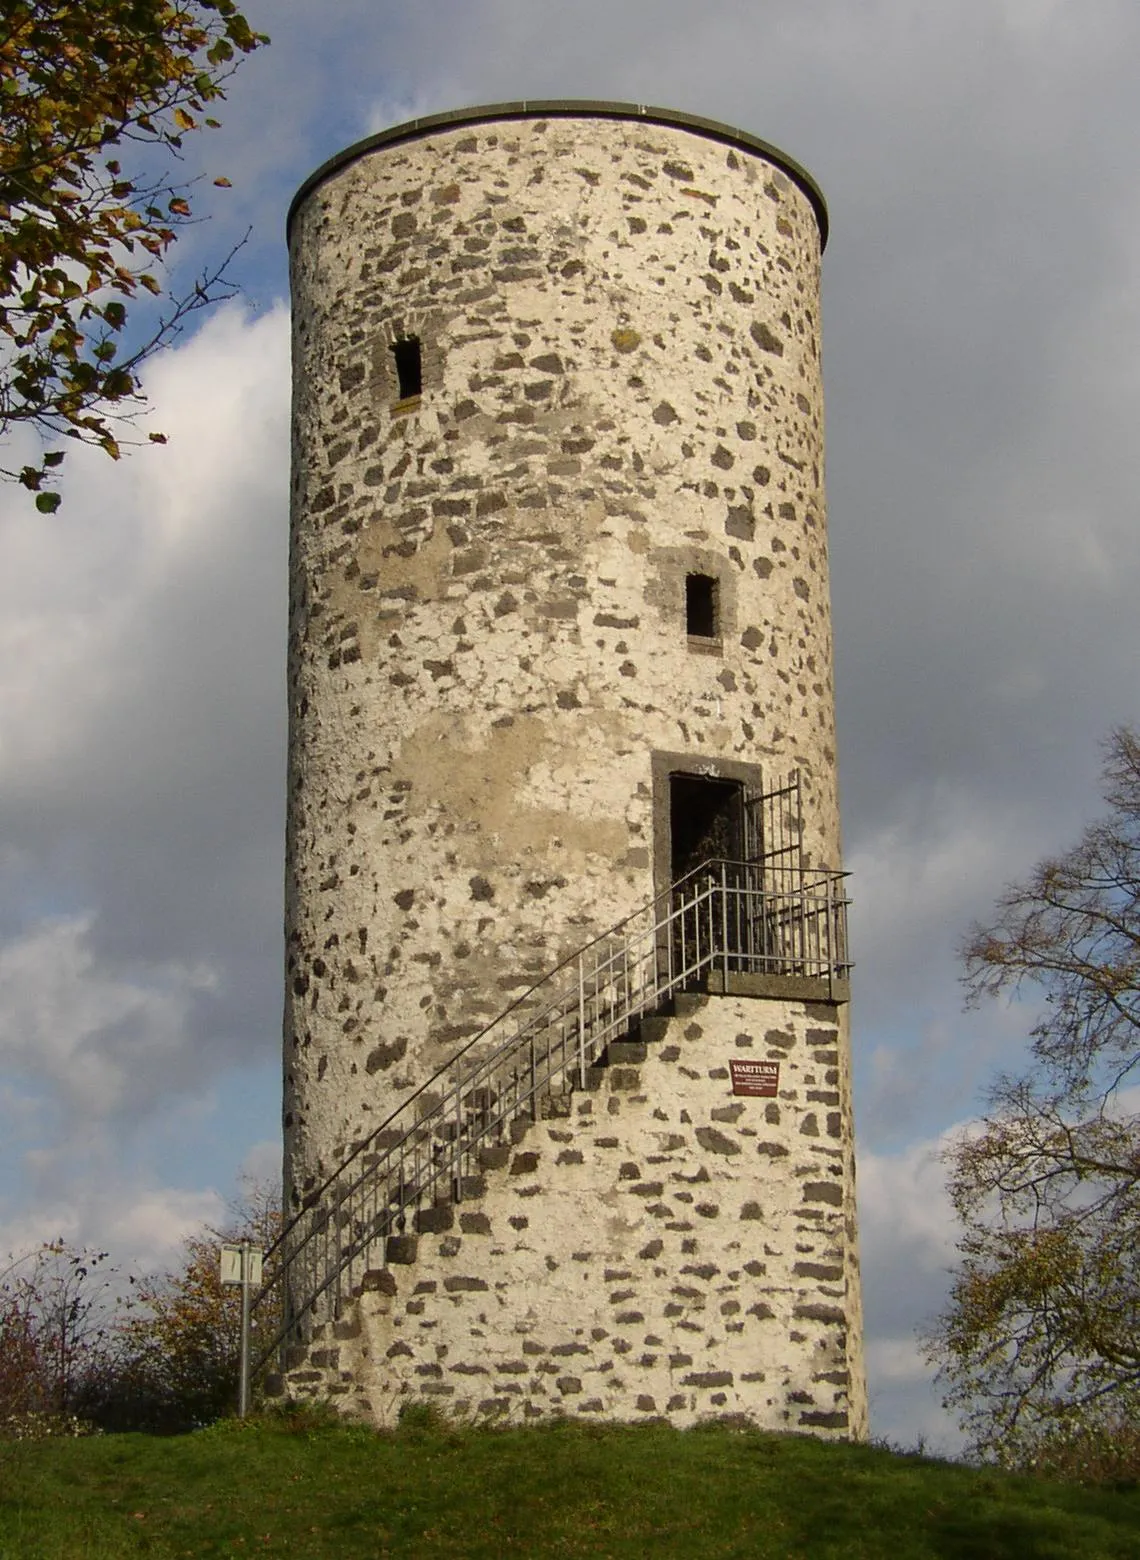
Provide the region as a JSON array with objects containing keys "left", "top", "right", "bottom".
[{"left": 2, "top": 1413, "right": 1138, "bottom": 1558}]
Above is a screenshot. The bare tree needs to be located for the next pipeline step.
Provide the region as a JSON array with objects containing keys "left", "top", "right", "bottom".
[
  {"left": 927, "top": 728, "right": 1140, "bottom": 1469},
  {"left": 0, "top": 1243, "right": 126, "bottom": 1430}
]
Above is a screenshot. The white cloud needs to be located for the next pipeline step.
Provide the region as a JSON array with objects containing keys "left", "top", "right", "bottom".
[
  {"left": 866, "top": 1336, "right": 931, "bottom": 1386},
  {"left": 240, "top": 1137, "right": 283, "bottom": 1189},
  {"left": 0, "top": 300, "right": 289, "bottom": 1269},
  {"left": 105, "top": 1187, "right": 228, "bottom": 1269},
  {"left": 859, "top": 1129, "right": 963, "bottom": 1279},
  {"left": 0, "top": 1181, "right": 227, "bottom": 1274},
  {"left": 0, "top": 914, "right": 217, "bottom": 1121},
  {"left": 858, "top": 1125, "right": 974, "bottom": 1450}
]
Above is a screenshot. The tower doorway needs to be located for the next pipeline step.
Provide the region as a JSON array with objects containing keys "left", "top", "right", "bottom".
[{"left": 669, "top": 774, "right": 743, "bottom": 882}]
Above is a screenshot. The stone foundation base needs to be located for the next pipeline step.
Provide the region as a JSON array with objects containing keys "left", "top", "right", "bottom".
[{"left": 269, "top": 992, "right": 866, "bottom": 1438}]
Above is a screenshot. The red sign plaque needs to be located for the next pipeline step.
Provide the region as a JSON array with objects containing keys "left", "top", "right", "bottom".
[{"left": 730, "top": 1059, "right": 780, "bottom": 1097}]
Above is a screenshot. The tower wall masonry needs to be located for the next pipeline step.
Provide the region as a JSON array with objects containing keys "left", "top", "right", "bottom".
[{"left": 283, "top": 103, "right": 865, "bottom": 1436}]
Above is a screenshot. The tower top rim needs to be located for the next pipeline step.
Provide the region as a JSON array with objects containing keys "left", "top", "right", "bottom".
[{"left": 287, "top": 100, "right": 828, "bottom": 250}]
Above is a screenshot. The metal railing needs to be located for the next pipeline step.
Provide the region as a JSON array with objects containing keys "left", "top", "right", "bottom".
[{"left": 252, "top": 859, "right": 850, "bottom": 1370}]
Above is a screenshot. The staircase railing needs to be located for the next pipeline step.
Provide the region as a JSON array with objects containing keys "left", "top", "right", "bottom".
[{"left": 252, "top": 858, "right": 850, "bottom": 1370}]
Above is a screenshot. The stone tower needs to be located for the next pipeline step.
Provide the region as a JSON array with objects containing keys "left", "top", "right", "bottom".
[{"left": 278, "top": 101, "right": 866, "bottom": 1438}]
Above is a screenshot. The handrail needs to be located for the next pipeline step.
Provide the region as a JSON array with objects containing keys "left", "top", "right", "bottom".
[{"left": 252, "top": 858, "right": 850, "bottom": 1374}]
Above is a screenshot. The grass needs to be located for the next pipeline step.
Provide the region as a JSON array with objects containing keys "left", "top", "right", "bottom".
[{"left": 1, "top": 1412, "right": 1138, "bottom": 1559}]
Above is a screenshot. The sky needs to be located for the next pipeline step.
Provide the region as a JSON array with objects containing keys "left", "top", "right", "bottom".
[{"left": 3, "top": 0, "right": 1140, "bottom": 1451}]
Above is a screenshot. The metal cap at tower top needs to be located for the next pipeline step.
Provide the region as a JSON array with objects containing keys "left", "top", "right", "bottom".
[{"left": 287, "top": 100, "right": 828, "bottom": 250}]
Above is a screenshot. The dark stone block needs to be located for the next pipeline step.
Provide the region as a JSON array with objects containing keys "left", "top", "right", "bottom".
[
  {"left": 750, "top": 321, "right": 784, "bottom": 355},
  {"left": 478, "top": 1144, "right": 510, "bottom": 1170},
  {"left": 695, "top": 1127, "right": 741, "bottom": 1157},
  {"left": 681, "top": 1371, "right": 733, "bottom": 1389},
  {"left": 415, "top": 1204, "right": 455, "bottom": 1233},
  {"left": 386, "top": 1234, "right": 418, "bottom": 1265},
  {"left": 460, "top": 1211, "right": 492, "bottom": 1235},
  {"left": 609, "top": 1067, "right": 641, "bottom": 1091},
  {"left": 511, "top": 1151, "right": 540, "bottom": 1176},
  {"left": 802, "top": 1181, "right": 843, "bottom": 1206},
  {"left": 794, "top": 1303, "right": 846, "bottom": 1324},
  {"left": 444, "top": 1275, "right": 489, "bottom": 1293},
  {"left": 794, "top": 1262, "right": 844, "bottom": 1281},
  {"left": 799, "top": 1410, "right": 849, "bottom": 1430},
  {"left": 361, "top": 1269, "right": 397, "bottom": 1295}
]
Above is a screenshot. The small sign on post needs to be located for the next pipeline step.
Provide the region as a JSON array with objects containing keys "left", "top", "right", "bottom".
[
  {"left": 730, "top": 1059, "right": 781, "bottom": 1097},
  {"left": 220, "top": 1244, "right": 263, "bottom": 1288},
  {"left": 220, "top": 1242, "right": 263, "bottom": 1418}
]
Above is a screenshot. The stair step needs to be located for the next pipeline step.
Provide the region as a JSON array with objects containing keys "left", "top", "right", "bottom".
[
  {"left": 385, "top": 1234, "right": 418, "bottom": 1265},
  {"left": 604, "top": 1039, "right": 647, "bottom": 1064},
  {"left": 414, "top": 1204, "right": 454, "bottom": 1234},
  {"left": 637, "top": 1017, "right": 671, "bottom": 1045}
]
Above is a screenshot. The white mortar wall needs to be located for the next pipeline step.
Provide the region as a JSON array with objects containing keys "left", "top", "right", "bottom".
[
  {"left": 281, "top": 994, "right": 866, "bottom": 1437},
  {"left": 283, "top": 105, "right": 864, "bottom": 1438}
]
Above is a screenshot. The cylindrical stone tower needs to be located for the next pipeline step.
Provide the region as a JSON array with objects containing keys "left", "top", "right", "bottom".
[{"left": 283, "top": 102, "right": 865, "bottom": 1437}]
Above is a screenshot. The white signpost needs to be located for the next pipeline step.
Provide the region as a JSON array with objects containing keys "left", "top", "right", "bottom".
[{"left": 220, "top": 1242, "right": 263, "bottom": 1417}]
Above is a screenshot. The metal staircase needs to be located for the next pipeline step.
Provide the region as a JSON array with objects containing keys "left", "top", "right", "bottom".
[{"left": 252, "top": 842, "right": 851, "bottom": 1373}]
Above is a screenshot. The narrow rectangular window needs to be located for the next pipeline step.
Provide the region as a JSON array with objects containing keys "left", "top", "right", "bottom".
[
  {"left": 686, "top": 573, "right": 718, "bottom": 638},
  {"left": 391, "top": 337, "right": 422, "bottom": 400}
]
